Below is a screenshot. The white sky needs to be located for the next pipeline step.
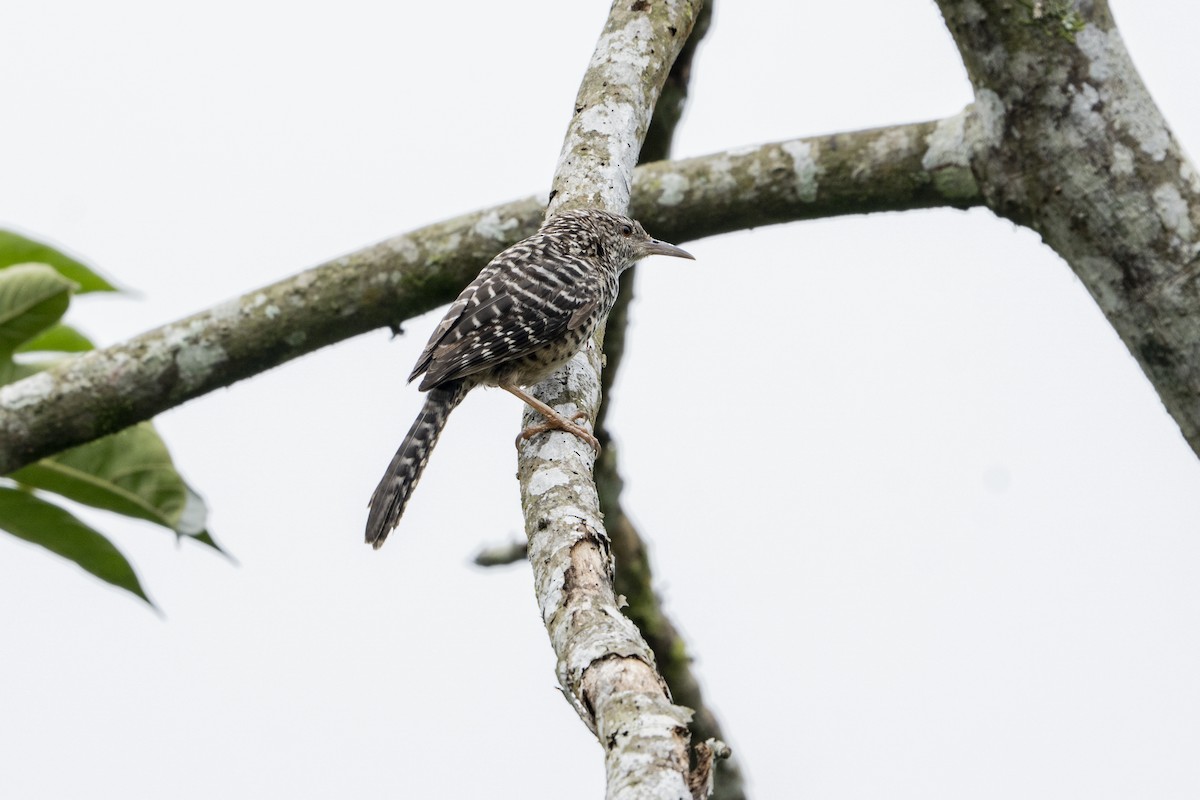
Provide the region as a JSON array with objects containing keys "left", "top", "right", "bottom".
[{"left": 3, "top": 2, "right": 1199, "bottom": 798}]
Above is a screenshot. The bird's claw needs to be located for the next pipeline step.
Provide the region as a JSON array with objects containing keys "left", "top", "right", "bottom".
[{"left": 515, "top": 411, "right": 601, "bottom": 453}]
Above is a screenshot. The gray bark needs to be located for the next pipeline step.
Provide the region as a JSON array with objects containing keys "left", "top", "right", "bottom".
[
  {"left": 936, "top": 0, "right": 1200, "bottom": 457},
  {"left": 515, "top": 2, "right": 705, "bottom": 798},
  {"left": 0, "top": 121, "right": 970, "bottom": 476}
]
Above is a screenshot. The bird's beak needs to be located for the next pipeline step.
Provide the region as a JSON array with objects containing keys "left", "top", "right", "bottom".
[{"left": 642, "top": 239, "right": 695, "bottom": 260}]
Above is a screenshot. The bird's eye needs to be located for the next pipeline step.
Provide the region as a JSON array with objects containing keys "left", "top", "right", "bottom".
[{"left": 621, "top": 224, "right": 633, "bottom": 236}]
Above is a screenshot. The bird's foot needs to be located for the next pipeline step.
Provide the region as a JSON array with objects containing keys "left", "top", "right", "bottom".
[{"left": 515, "top": 410, "right": 601, "bottom": 453}]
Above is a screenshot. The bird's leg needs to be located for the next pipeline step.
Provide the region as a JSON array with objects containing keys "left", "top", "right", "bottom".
[{"left": 500, "top": 384, "right": 601, "bottom": 453}]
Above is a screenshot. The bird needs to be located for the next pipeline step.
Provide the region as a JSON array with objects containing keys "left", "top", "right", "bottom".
[{"left": 365, "top": 208, "right": 694, "bottom": 548}]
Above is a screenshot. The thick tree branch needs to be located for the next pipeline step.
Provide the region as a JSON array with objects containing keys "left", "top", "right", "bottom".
[
  {"left": 513, "top": 1, "right": 704, "bottom": 798},
  {"left": 0, "top": 118, "right": 973, "bottom": 476},
  {"left": 597, "top": 4, "right": 746, "bottom": 799},
  {"left": 936, "top": 0, "right": 1200, "bottom": 458}
]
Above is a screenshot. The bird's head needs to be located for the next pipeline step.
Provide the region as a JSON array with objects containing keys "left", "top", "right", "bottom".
[{"left": 542, "top": 208, "right": 694, "bottom": 272}]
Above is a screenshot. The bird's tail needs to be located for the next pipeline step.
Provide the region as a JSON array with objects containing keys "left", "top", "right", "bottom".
[{"left": 366, "top": 380, "right": 468, "bottom": 548}]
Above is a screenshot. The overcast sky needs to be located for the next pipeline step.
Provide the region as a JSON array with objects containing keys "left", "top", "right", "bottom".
[{"left": 3, "top": 2, "right": 1199, "bottom": 798}]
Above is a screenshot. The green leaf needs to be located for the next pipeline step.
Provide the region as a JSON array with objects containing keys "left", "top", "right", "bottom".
[
  {"left": 190, "top": 530, "right": 230, "bottom": 557},
  {"left": 16, "top": 322, "right": 94, "bottom": 354},
  {"left": 0, "top": 230, "right": 116, "bottom": 293},
  {"left": 0, "top": 358, "right": 40, "bottom": 386},
  {"left": 11, "top": 422, "right": 210, "bottom": 540},
  {"left": 0, "top": 487, "right": 152, "bottom": 605},
  {"left": 0, "top": 263, "right": 76, "bottom": 354}
]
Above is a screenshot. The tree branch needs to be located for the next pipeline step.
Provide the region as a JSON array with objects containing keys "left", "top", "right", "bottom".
[
  {"left": 935, "top": 0, "right": 1200, "bottom": 458},
  {"left": 513, "top": 1, "right": 704, "bottom": 797},
  {"left": 0, "top": 116, "right": 974, "bottom": 476},
  {"left": 597, "top": 4, "right": 747, "bottom": 798}
]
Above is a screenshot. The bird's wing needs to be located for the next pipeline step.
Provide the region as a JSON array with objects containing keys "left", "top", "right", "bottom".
[
  {"left": 407, "top": 261, "right": 506, "bottom": 384},
  {"left": 415, "top": 262, "right": 600, "bottom": 390}
]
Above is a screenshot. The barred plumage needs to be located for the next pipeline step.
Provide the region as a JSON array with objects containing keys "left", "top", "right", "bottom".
[{"left": 366, "top": 208, "right": 693, "bottom": 548}]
